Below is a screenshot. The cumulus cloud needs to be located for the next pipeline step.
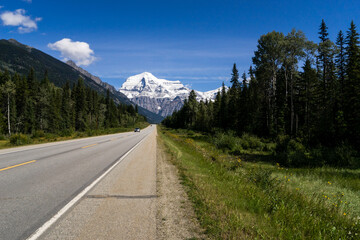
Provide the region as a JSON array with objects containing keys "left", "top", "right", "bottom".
[
  {"left": 48, "top": 38, "right": 97, "bottom": 66},
  {"left": 0, "top": 9, "right": 41, "bottom": 33}
]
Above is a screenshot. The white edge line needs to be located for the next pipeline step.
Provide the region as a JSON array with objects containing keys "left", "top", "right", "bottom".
[{"left": 26, "top": 132, "right": 151, "bottom": 240}]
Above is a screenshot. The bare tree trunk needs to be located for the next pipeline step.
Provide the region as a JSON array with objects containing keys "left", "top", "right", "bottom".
[
  {"left": 284, "top": 68, "right": 288, "bottom": 98},
  {"left": 290, "top": 71, "right": 294, "bottom": 135}
]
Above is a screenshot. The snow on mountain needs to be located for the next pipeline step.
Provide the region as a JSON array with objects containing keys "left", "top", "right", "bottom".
[
  {"left": 119, "top": 72, "right": 220, "bottom": 101},
  {"left": 119, "top": 72, "right": 222, "bottom": 117}
]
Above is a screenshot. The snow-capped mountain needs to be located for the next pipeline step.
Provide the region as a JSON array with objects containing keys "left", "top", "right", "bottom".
[{"left": 119, "top": 72, "right": 222, "bottom": 117}]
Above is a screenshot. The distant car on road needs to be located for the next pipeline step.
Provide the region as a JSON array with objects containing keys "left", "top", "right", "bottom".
[{"left": 134, "top": 128, "right": 140, "bottom": 132}]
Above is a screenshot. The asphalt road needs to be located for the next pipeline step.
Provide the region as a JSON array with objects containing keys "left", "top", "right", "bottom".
[{"left": 0, "top": 125, "right": 154, "bottom": 240}]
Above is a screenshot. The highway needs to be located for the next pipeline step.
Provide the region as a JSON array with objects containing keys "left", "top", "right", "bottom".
[{"left": 0, "top": 125, "right": 154, "bottom": 240}]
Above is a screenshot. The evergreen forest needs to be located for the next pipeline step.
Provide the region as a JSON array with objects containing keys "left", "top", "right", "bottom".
[
  {"left": 163, "top": 20, "right": 360, "bottom": 168},
  {"left": 0, "top": 67, "right": 145, "bottom": 139}
]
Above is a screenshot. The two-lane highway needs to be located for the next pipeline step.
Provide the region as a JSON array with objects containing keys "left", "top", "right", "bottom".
[{"left": 0, "top": 125, "right": 154, "bottom": 240}]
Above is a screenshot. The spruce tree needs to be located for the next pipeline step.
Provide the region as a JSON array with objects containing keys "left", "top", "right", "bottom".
[
  {"left": 336, "top": 30, "right": 346, "bottom": 96},
  {"left": 228, "top": 64, "right": 240, "bottom": 130},
  {"left": 344, "top": 21, "right": 360, "bottom": 147},
  {"left": 0, "top": 80, "right": 16, "bottom": 135}
]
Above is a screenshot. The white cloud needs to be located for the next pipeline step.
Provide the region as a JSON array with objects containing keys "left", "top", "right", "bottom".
[
  {"left": 22, "top": 0, "right": 32, "bottom": 3},
  {"left": 0, "top": 9, "right": 41, "bottom": 33},
  {"left": 48, "top": 38, "right": 97, "bottom": 66},
  {"left": 0, "top": 6, "right": 4, "bottom": 9}
]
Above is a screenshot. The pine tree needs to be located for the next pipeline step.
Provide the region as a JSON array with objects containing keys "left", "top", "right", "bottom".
[
  {"left": 316, "top": 20, "right": 337, "bottom": 145},
  {"left": 228, "top": 64, "right": 240, "bottom": 129},
  {"left": 14, "top": 74, "right": 27, "bottom": 132},
  {"left": 344, "top": 21, "right": 360, "bottom": 147},
  {"left": 1, "top": 80, "right": 16, "bottom": 135},
  {"left": 74, "top": 78, "right": 87, "bottom": 131},
  {"left": 336, "top": 30, "right": 346, "bottom": 96},
  {"left": 299, "top": 60, "right": 318, "bottom": 143},
  {"left": 61, "top": 81, "right": 73, "bottom": 132},
  {"left": 239, "top": 71, "right": 249, "bottom": 133}
]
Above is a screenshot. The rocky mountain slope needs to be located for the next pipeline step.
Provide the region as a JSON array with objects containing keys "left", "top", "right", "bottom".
[
  {"left": 119, "top": 72, "right": 222, "bottom": 117},
  {"left": 66, "top": 60, "right": 118, "bottom": 94},
  {"left": 0, "top": 39, "right": 163, "bottom": 123}
]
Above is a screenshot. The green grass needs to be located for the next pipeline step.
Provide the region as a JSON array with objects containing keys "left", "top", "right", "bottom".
[
  {"left": 159, "top": 126, "right": 360, "bottom": 239},
  {"left": 0, "top": 121, "right": 149, "bottom": 149}
]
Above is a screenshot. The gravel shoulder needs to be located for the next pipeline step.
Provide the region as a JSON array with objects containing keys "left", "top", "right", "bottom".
[{"left": 156, "top": 135, "right": 205, "bottom": 240}]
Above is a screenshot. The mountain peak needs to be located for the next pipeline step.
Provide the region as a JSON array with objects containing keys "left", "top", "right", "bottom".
[
  {"left": 119, "top": 72, "right": 222, "bottom": 117},
  {"left": 66, "top": 60, "right": 77, "bottom": 68},
  {"left": 139, "top": 72, "right": 156, "bottom": 78},
  {"left": 120, "top": 72, "right": 188, "bottom": 99}
]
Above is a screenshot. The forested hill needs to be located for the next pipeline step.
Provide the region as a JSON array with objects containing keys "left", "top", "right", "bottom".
[{"left": 0, "top": 39, "right": 163, "bottom": 123}]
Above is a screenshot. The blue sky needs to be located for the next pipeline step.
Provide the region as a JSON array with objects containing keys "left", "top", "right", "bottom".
[{"left": 1, "top": 0, "right": 360, "bottom": 91}]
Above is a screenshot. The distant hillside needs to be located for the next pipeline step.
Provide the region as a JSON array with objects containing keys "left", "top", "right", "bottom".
[{"left": 0, "top": 39, "right": 163, "bottom": 123}]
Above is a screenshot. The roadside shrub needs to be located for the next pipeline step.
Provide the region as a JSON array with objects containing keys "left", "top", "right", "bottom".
[
  {"left": 32, "top": 130, "right": 45, "bottom": 138},
  {"left": 309, "top": 147, "right": 325, "bottom": 166},
  {"left": 9, "top": 134, "right": 32, "bottom": 145},
  {"left": 59, "top": 129, "right": 73, "bottom": 137},
  {"left": 263, "top": 143, "right": 276, "bottom": 152},
  {"left": 212, "top": 131, "right": 236, "bottom": 151},
  {"left": 44, "top": 133, "right": 57, "bottom": 141},
  {"left": 0, "top": 134, "right": 6, "bottom": 140},
  {"left": 275, "top": 135, "right": 291, "bottom": 166},
  {"left": 334, "top": 143, "right": 357, "bottom": 167},
  {"left": 240, "top": 133, "right": 265, "bottom": 151},
  {"left": 286, "top": 139, "right": 308, "bottom": 167},
  {"left": 275, "top": 135, "right": 309, "bottom": 167},
  {"left": 187, "top": 130, "right": 195, "bottom": 136},
  {"left": 307, "top": 144, "right": 359, "bottom": 168}
]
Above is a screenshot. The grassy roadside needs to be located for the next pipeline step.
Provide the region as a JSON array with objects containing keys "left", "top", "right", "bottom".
[
  {"left": 158, "top": 126, "right": 360, "bottom": 239},
  {"left": 0, "top": 121, "right": 149, "bottom": 149}
]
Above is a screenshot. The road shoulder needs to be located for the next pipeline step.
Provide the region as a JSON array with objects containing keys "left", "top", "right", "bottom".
[
  {"left": 40, "top": 129, "right": 157, "bottom": 240},
  {"left": 156, "top": 134, "right": 205, "bottom": 240},
  {"left": 38, "top": 126, "right": 204, "bottom": 240}
]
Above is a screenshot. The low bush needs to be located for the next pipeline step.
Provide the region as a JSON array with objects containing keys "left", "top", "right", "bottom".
[
  {"left": 9, "top": 134, "right": 32, "bottom": 145},
  {"left": 334, "top": 143, "right": 358, "bottom": 167},
  {"left": 212, "top": 131, "right": 237, "bottom": 151},
  {"left": 275, "top": 136, "right": 309, "bottom": 167},
  {"left": 212, "top": 132, "right": 273, "bottom": 155},
  {"left": 32, "top": 130, "right": 45, "bottom": 138},
  {"left": 240, "top": 133, "right": 265, "bottom": 151},
  {"left": 59, "top": 129, "right": 73, "bottom": 137}
]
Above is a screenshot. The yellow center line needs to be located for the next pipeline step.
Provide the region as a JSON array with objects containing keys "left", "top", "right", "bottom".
[
  {"left": 110, "top": 138, "right": 117, "bottom": 141},
  {"left": 81, "top": 143, "right": 98, "bottom": 149},
  {"left": 0, "top": 160, "right": 36, "bottom": 172}
]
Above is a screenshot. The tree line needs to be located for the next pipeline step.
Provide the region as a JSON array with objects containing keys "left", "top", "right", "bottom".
[
  {"left": 0, "top": 68, "right": 145, "bottom": 136},
  {"left": 163, "top": 20, "right": 360, "bottom": 156}
]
